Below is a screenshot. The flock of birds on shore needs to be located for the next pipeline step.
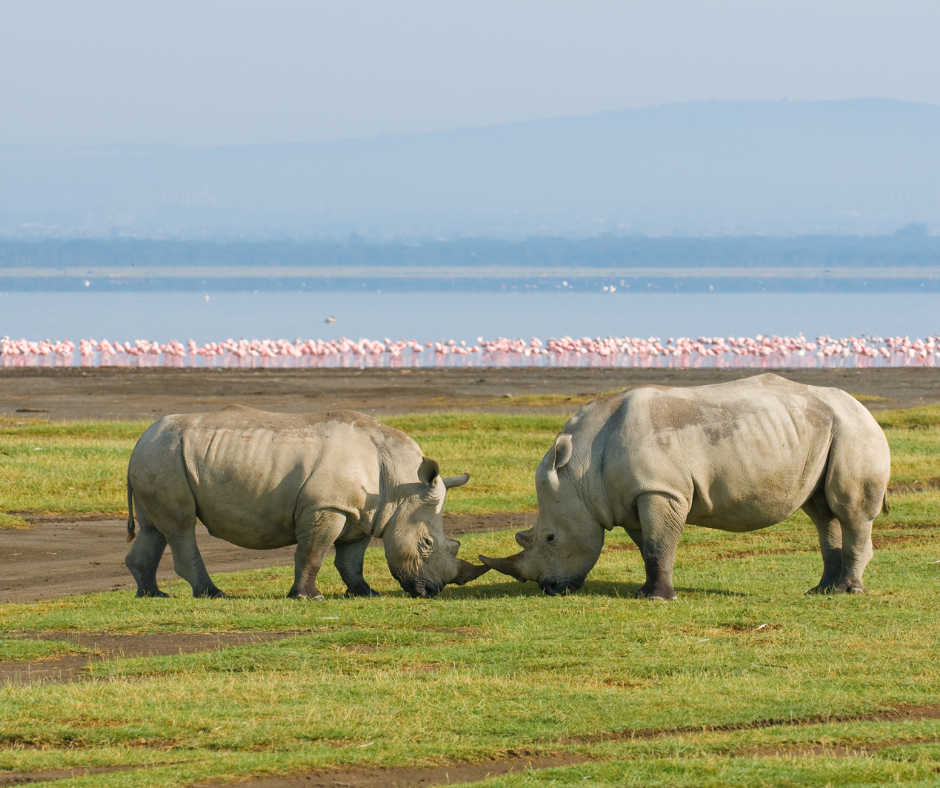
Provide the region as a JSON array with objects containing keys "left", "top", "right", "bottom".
[{"left": 2, "top": 333, "right": 939, "bottom": 369}]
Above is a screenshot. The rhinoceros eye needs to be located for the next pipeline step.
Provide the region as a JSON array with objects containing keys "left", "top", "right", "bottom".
[
  {"left": 546, "top": 534, "right": 555, "bottom": 543},
  {"left": 417, "top": 535, "right": 433, "bottom": 557}
]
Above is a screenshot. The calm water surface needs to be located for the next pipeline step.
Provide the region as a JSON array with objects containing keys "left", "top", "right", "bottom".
[{"left": 0, "top": 291, "right": 937, "bottom": 343}]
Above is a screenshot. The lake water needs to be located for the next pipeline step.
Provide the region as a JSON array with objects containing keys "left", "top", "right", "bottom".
[{"left": 1, "top": 291, "right": 938, "bottom": 344}]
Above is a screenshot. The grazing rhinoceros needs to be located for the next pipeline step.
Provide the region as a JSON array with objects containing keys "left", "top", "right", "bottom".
[
  {"left": 125, "top": 406, "right": 489, "bottom": 599},
  {"left": 481, "top": 374, "right": 890, "bottom": 599}
]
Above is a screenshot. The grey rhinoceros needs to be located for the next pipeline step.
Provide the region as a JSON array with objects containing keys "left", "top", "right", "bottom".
[
  {"left": 125, "top": 406, "right": 489, "bottom": 599},
  {"left": 481, "top": 374, "right": 891, "bottom": 598}
]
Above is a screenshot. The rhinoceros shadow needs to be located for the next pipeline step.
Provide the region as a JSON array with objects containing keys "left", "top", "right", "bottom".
[{"left": 439, "top": 580, "right": 748, "bottom": 599}]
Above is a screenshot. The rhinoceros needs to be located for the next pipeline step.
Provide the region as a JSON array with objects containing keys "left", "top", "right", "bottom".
[
  {"left": 481, "top": 374, "right": 891, "bottom": 598},
  {"left": 125, "top": 406, "right": 489, "bottom": 599}
]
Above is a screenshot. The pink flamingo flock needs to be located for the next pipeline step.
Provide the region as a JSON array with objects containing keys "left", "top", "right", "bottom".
[{"left": 2, "top": 334, "right": 939, "bottom": 369}]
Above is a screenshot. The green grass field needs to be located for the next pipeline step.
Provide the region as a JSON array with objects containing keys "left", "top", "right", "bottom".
[{"left": 1, "top": 408, "right": 940, "bottom": 786}]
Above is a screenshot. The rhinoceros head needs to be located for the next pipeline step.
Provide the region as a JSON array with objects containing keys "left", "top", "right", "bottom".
[
  {"left": 383, "top": 458, "right": 489, "bottom": 598},
  {"left": 480, "top": 433, "right": 605, "bottom": 595}
]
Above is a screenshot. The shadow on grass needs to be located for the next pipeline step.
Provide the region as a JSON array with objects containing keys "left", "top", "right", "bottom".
[{"left": 439, "top": 580, "right": 750, "bottom": 600}]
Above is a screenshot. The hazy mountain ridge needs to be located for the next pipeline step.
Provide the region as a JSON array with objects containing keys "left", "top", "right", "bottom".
[
  {"left": 1, "top": 233, "right": 938, "bottom": 270},
  {"left": 1, "top": 99, "right": 938, "bottom": 239}
]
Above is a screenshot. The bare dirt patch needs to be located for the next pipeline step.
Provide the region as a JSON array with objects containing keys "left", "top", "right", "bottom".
[
  {"left": 106, "top": 705, "right": 940, "bottom": 788},
  {"left": 0, "top": 765, "right": 133, "bottom": 786},
  {"left": 190, "top": 752, "right": 592, "bottom": 788},
  {"left": 888, "top": 477, "right": 940, "bottom": 495},
  {"left": 0, "top": 514, "right": 525, "bottom": 604},
  {"left": 2, "top": 366, "right": 939, "bottom": 422},
  {"left": 871, "top": 533, "right": 934, "bottom": 549},
  {"left": 562, "top": 704, "right": 940, "bottom": 746},
  {"left": 0, "top": 632, "right": 297, "bottom": 685},
  {"left": 736, "top": 738, "right": 940, "bottom": 759}
]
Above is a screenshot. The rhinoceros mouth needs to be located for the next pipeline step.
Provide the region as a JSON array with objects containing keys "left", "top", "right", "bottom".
[
  {"left": 389, "top": 567, "right": 441, "bottom": 599},
  {"left": 406, "top": 579, "right": 443, "bottom": 598},
  {"left": 539, "top": 577, "right": 584, "bottom": 596}
]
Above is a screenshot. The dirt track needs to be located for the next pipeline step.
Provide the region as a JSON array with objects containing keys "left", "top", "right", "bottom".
[
  {"left": 0, "top": 512, "right": 529, "bottom": 604},
  {"left": 2, "top": 365, "right": 939, "bottom": 421}
]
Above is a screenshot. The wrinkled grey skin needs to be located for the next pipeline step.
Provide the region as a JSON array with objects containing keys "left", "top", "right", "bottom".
[
  {"left": 481, "top": 374, "right": 891, "bottom": 599},
  {"left": 125, "top": 406, "right": 488, "bottom": 599}
]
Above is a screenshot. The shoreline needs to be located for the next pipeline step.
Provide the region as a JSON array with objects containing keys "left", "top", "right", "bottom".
[{"left": 2, "top": 366, "right": 938, "bottom": 422}]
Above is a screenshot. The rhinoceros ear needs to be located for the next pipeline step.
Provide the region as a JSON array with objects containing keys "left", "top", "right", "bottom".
[
  {"left": 553, "top": 434, "right": 573, "bottom": 470},
  {"left": 418, "top": 457, "right": 440, "bottom": 486}
]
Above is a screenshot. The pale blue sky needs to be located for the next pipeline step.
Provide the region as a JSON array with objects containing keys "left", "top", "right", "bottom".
[{"left": 1, "top": 0, "right": 939, "bottom": 147}]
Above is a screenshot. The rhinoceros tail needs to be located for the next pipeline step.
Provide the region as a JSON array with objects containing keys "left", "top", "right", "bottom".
[
  {"left": 882, "top": 491, "right": 890, "bottom": 515},
  {"left": 126, "top": 477, "right": 136, "bottom": 543}
]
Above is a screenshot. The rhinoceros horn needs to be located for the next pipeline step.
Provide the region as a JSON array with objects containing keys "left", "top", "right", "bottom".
[
  {"left": 515, "top": 528, "right": 535, "bottom": 548},
  {"left": 478, "top": 552, "right": 528, "bottom": 582},
  {"left": 443, "top": 473, "right": 470, "bottom": 489},
  {"left": 452, "top": 558, "right": 490, "bottom": 585}
]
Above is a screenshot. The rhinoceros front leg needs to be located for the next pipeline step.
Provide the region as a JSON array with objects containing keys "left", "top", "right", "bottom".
[
  {"left": 124, "top": 510, "right": 171, "bottom": 598},
  {"left": 635, "top": 493, "right": 686, "bottom": 600},
  {"left": 335, "top": 536, "right": 381, "bottom": 598},
  {"left": 289, "top": 509, "right": 348, "bottom": 600}
]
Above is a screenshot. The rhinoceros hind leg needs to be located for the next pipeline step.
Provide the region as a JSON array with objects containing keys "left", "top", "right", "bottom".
[
  {"left": 289, "top": 509, "right": 348, "bottom": 600},
  {"left": 803, "top": 490, "right": 872, "bottom": 594},
  {"left": 335, "top": 536, "right": 381, "bottom": 598},
  {"left": 802, "top": 492, "right": 844, "bottom": 594},
  {"left": 125, "top": 514, "right": 171, "bottom": 598},
  {"left": 635, "top": 493, "right": 685, "bottom": 600},
  {"left": 165, "top": 531, "right": 226, "bottom": 599},
  {"left": 832, "top": 515, "right": 873, "bottom": 594}
]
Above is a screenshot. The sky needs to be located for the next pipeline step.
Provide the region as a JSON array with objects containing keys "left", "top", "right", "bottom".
[{"left": 1, "top": 0, "right": 939, "bottom": 149}]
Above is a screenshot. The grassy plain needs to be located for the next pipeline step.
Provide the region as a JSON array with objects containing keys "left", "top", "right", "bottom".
[
  {"left": 1, "top": 407, "right": 940, "bottom": 786},
  {"left": 2, "top": 524, "right": 940, "bottom": 786}
]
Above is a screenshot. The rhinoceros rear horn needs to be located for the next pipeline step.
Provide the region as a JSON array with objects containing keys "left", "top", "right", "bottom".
[
  {"left": 451, "top": 558, "right": 490, "bottom": 585},
  {"left": 478, "top": 552, "right": 528, "bottom": 582},
  {"left": 443, "top": 472, "right": 470, "bottom": 489}
]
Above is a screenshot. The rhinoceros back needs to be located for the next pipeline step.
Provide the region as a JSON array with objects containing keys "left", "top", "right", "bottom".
[
  {"left": 571, "top": 374, "right": 887, "bottom": 533},
  {"left": 128, "top": 407, "right": 413, "bottom": 549}
]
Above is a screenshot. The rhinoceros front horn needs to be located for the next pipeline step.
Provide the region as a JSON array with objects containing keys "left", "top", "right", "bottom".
[
  {"left": 451, "top": 558, "right": 490, "bottom": 586},
  {"left": 443, "top": 472, "right": 470, "bottom": 489},
  {"left": 478, "top": 552, "right": 528, "bottom": 582}
]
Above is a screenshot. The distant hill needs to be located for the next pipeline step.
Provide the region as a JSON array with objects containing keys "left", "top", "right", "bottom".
[
  {"left": 1, "top": 99, "right": 939, "bottom": 239},
  {"left": 2, "top": 234, "right": 940, "bottom": 269}
]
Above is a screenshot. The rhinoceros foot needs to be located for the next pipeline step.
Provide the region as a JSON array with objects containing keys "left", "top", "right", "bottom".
[
  {"left": 288, "top": 591, "right": 326, "bottom": 601},
  {"left": 135, "top": 589, "right": 171, "bottom": 598},
  {"left": 344, "top": 586, "right": 381, "bottom": 598},
  {"left": 806, "top": 581, "right": 866, "bottom": 595},
  {"left": 634, "top": 583, "right": 677, "bottom": 601},
  {"left": 196, "top": 588, "right": 228, "bottom": 599}
]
